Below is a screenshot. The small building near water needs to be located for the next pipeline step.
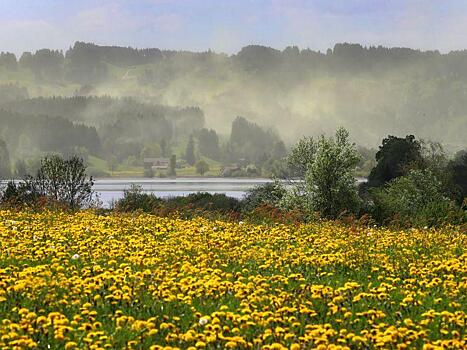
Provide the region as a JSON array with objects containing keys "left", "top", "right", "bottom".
[{"left": 143, "top": 157, "right": 170, "bottom": 170}]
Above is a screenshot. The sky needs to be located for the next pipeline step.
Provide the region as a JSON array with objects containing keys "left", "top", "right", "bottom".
[{"left": 1, "top": 0, "right": 467, "bottom": 55}]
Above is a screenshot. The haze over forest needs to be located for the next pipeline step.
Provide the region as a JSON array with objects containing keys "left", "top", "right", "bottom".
[
  {"left": 1, "top": 42, "right": 467, "bottom": 146},
  {"left": 1, "top": 41, "right": 467, "bottom": 177}
]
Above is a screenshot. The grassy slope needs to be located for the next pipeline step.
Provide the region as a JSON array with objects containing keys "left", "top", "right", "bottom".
[{"left": 88, "top": 155, "right": 223, "bottom": 178}]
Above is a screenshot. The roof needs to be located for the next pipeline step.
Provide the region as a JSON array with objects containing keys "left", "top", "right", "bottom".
[{"left": 143, "top": 157, "right": 169, "bottom": 164}]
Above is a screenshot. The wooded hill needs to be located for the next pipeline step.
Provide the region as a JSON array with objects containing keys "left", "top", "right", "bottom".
[{"left": 1, "top": 42, "right": 467, "bottom": 149}]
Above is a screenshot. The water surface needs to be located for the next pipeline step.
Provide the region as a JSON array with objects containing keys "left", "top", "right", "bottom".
[{"left": 94, "top": 177, "right": 273, "bottom": 206}]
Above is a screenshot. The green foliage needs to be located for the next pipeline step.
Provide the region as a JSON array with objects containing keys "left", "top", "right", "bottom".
[
  {"left": 286, "top": 136, "right": 317, "bottom": 179},
  {"left": 356, "top": 146, "right": 377, "bottom": 176},
  {"left": 4, "top": 42, "right": 467, "bottom": 150},
  {"left": 167, "top": 155, "right": 177, "bottom": 177},
  {"left": 305, "top": 128, "right": 362, "bottom": 218},
  {"left": 1, "top": 155, "right": 94, "bottom": 209},
  {"left": 448, "top": 150, "right": 467, "bottom": 202},
  {"left": 2, "top": 96, "right": 203, "bottom": 165},
  {"left": 115, "top": 185, "right": 162, "bottom": 213},
  {"left": 36, "top": 155, "right": 95, "bottom": 209},
  {"left": 195, "top": 128, "right": 220, "bottom": 160},
  {"left": 282, "top": 128, "right": 361, "bottom": 219},
  {"left": 115, "top": 189, "right": 240, "bottom": 216},
  {"left": 195, "top": 160, "right": 209, "bottom": 175},
  {"left": 228, "top": 116, "right": 282, "bottom": 165},
  {"left": 140, "top": 143, "right": 162, "bottom": 159},
  {"left": 0, "top": 109, "right": 102, "bottom": 157},
  {"left": 242, "top": 181, "right": 286, "bottom": 212},
  {"left": 0, "top": 139, "right": 11, "bottom": 179},
  {"left": 185, "top": 135, "right": 196, "bottom": 166},
  {"left": 1, "top": 180, "right": 40, "bottom": 206},
  {"left": 0, "top": 84, "right": 28, "bottom": 104},
  {"left": 368, "top": 135, "right": 422, "bottom": 187},
  {"left": 370, "top": 169, "right": 455, "bottom": 226},
  {"left": 164, "top": 192, "right": 241, "bottom": 213},
  {"left": 0, "top": 52, "right": 18, "bottom": 71}
]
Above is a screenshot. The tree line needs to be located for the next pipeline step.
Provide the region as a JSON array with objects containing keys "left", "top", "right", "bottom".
[{"left": 3, "top": 128, "right": 464, "bottom": 228}]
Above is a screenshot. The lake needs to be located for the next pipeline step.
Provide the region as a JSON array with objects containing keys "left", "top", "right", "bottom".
[
  {"left": 94, "top": 177, "right": 367, "bottom": 207},
  {"left": 94, "top": 177, "right": 273, "bottom": 206}
]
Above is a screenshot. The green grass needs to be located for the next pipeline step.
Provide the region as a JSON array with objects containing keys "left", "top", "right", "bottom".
[{"left": 87, "top": 155, "right": 223, "bottom": 178}]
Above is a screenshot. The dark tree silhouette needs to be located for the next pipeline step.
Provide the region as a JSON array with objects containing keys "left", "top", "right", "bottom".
[{"left": 368, "top": 135, "right": 422, "bottom": 187}]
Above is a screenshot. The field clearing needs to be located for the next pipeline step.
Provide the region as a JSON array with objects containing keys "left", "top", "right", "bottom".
[{"left": 0, "top": 211, "right": 465, "bottom": 349}]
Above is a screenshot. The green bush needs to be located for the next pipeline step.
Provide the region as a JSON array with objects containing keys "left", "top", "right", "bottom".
[
  {"left": 370, "top": 169, "right": 464, "bottom": 227},
  {"left": 165, "top": 192, "right": 240, "bottom": 213},
  {"left": 115, "top": 185, "right": 162, "bottom": 213},
  {"left": 1, "top": 180, "right": 40, "bottom": 206},
  {"left": 242, "top": 181, "right": 286, "bottom": 212},
  {"left": 1, "top": 155, "right": 95, "bottom": 209}
]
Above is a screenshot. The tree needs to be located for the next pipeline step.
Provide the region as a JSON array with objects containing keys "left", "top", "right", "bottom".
[
  {"left": 195, "top": 160, "right": 210, "bottom": 175},
  {"left": 168, "top": 155, "right": 177, "bottom": 177},
  {"left": 196, "top": 128, "right": 220, "bottom": 160},
  {"left": 448, "top": 150, "right": 467, "bottom": 202},
  {"left": 286, "top": 136, "right": 317, "bottom": 179},
  {"left": 0, "top": 52, "right": 17, "bottom": 71},
  {"left": 272, "top": 141, "right": 287, "bottom": 160},
  {"left": 140, "top": 143, "right": 162, "bottom": 159},
  {"left": 368, "top": 135, "right": 422, "bottom": 187},
  {"left": 3, "top": 155, "right": 95, "bottom": 208},
  {"left": 185, "top": 135, "right": 196, "bottom": 166},
  {"left": 34, "top": 155, "right": 95, "bottom": 209},
  {"left": 0, "top": 139, "right": 11, "bottom": 179},
  {"left": 304, "top": 128, "right": 362, "bottom": 218},
  {"left": 160, "top": 139, "right": 168, "bottom": 157},
  {"left": 229, "top": 116, "right": 282, "bottom": 164},
  {"left": 281, "top": 128, "right": 361, "bottom": 217}
]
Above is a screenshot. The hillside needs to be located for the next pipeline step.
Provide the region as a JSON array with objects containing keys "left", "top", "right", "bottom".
[{"left": 1, "top": 42, "right": 467, "bottom": 149}]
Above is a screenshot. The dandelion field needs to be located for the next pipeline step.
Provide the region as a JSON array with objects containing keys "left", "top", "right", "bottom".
[{"left": 0, "top": 211, "right": 465, "bottom": 349}]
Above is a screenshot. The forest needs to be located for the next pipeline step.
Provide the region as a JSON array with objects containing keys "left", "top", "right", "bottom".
[{"left": 1, "top": 42, "right": 467, "bottom": 177}]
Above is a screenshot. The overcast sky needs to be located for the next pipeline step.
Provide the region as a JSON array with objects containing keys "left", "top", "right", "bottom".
[{"left": 1, "top": 0, "right": 466, "bottom": 55}]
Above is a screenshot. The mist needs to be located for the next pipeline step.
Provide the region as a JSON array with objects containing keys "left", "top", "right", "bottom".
[{"left": 1, "top": 41, "right": 467, "bottom": 178}]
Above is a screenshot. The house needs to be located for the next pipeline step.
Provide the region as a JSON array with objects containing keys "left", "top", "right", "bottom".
[{"left": 143, "top": 157, "right": 170, "bottom": 170}]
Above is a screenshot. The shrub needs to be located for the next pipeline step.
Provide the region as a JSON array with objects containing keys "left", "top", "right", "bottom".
[
  {"left": 1, "top": 155, "right": 95, "bottom": 209},
  {"left": 165, "top": 192, "right": 240, "bottom": 213},
  {"left": 1, "top": 180, "right": 40, "bottom": 207},
  {"left": 242, "top": 181, "right": 286, "bottom": 212},
  {"left": 115, "top": 185, "right": 162, "bottom": 213},
  {"left": 369, "top": 169, "right": 462, "bottom": 226}
]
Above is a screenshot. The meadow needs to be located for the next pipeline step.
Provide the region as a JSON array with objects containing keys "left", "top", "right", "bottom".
[{"left": 0, "top": 210, "right": 465, "bottom": 349}]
